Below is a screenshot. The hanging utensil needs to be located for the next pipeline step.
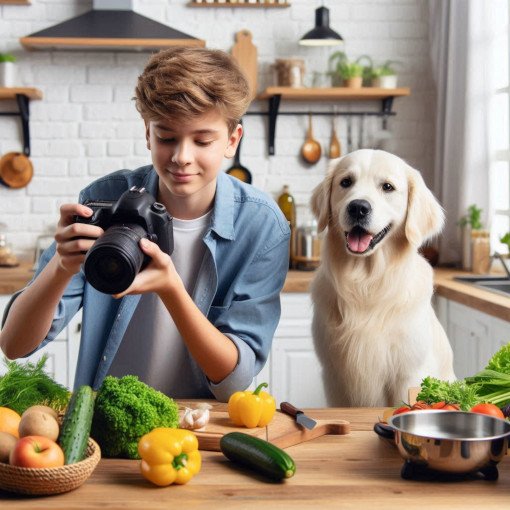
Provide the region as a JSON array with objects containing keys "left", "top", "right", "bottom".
[
  {"left": 346, "top": 116, "right": 353, "bottom": 153},
  {"left": 0, "top": 152, "right": 33, "bottom": 189},
  {"left": 329, "top": 110, "right": 341, "bottom": 159},
  {"left": 225, "top": 120, "right": 252, "bottom": 184},
  {"left": 358, "top": 114, "right": 365, "bottom": 150},
  {"left": 301, "top": 113, "right": 321, "bottom": 164}
]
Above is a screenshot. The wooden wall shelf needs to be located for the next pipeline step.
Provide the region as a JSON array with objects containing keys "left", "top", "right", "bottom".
[
  {"left": 0, "top": 87, "right": 43, "bottom": 100},
  {"left": 0, "top": 87, "right": 43, "bottom": 156},
  {"left": 252, "top": 87, "right": 411, "bottom": 155},
  {"left": 257, "top": 87, "right": 410, "bottom": 101},
  {"left": 188, "top": 1, "right": 290, "bottom": 7}
]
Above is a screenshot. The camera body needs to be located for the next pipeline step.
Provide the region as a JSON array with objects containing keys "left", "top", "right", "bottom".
[{"left": 76, "top": 186, "right": 173, "bottom": 294}]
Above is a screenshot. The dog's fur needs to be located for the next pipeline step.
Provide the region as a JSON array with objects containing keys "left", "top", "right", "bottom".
[{"left": 310, "top": 149, "right": 455, "bottom": 407}]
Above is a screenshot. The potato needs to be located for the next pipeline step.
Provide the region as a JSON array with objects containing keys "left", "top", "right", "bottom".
[
  {"left": 0, "top": 431, "right": 17, "bottom": 463},
  {"left": 18, "top": 410, "right": 59, "bottom": 442},
  {"left": 21, "top": 405, "right": 58, "bottom": 421}
]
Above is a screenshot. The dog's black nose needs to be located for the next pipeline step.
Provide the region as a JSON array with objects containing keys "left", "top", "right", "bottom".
[{"left": 347, "top": 199, "right": 372, "bottom": 221}]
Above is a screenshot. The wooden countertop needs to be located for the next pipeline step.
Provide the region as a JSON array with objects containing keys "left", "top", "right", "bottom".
[
  {"left": 1, "top": 406, "right": 508, "bottom": 509},
  {"left": 1, "top": 263, "right": 509, "bottom": 322}
]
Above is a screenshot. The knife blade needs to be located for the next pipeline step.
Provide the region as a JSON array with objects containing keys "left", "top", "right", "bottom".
[{"left": 280, "top": 401, "right": 317, "bottom": 430}]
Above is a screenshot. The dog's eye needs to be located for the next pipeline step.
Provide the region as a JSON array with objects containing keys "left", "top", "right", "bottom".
[
  {"left": 340, "top": 178, "right": 352, "bottom": 188},
  {"left": 382, "top": 182, "right": 394, "bottom": 192}
]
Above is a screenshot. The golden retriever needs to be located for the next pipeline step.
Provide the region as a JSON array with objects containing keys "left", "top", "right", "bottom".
[{"left": 310, "top": 149, "right": 455, "bottom": 407}]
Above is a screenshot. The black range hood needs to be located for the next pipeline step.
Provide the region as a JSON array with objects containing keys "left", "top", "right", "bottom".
[{"left": 20, "top": 0, "right": 205, "bottom": 51}]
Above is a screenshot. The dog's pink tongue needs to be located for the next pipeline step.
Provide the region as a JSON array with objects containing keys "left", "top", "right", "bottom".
[{"left": 347, "top": 231, "right": 373, "bottom": 253}]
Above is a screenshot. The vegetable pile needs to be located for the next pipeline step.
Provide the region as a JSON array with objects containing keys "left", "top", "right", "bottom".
[
  {"left": 91, "top": 375, "right": 179, "bottom": 459},
  {"left": 415, "top": 342, "right": 510, "bottom": 415}
]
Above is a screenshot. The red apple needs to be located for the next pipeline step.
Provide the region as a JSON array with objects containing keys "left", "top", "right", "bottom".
[{"left": 9, "top": 435, "right": 65, "bottom": 468}]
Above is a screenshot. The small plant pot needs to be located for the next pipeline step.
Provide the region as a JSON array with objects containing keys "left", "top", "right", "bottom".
[
  {"left": 0, "top": 62, "right": 16, "bottom": 87},
  {"left": 343, "top": 76, "right": 363, "bottom": 88},
  {"left": 373, "top": 75, "right": 397, "bottom": 88}
]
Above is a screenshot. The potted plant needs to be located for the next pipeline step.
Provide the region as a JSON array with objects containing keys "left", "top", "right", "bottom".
[
  {"left": 371, "top": 60, "right": 399, "bottom": 88},
  {"left": 497, "top": 233, "right": 510, "bottom": 274},
  {"left": 458, "top": 204, "right": 484, "bottom": 270},
  {"left": 328, "top": 51, "right": 364, "bottom": 88},
  {"left": 355, "top": 55, "right": 374, "bottom": 87},
  {"left": 0, "top": 53, "right": 16, "bottom": 87}
]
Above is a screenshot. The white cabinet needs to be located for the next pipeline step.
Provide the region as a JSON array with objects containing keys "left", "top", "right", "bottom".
[
  {"left": 434, "top": 295, "right": 510, "bottom": 379},
  {"left": 253, "top": 293, "right": 328, "bottom": 408},
  {"left": 0, "top": 294, "right": 81, "bottom": 390}
]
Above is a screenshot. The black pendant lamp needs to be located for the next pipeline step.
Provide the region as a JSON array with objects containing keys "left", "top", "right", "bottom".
[{"left": 299, "top": 6, "right": 343, "bottom": 47}]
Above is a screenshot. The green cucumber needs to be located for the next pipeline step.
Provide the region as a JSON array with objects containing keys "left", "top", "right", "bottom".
[
  {"left": 58, "top": 385, "right": 95, "bottom": 465},
  {"left": 220, "top": 432, "right": 296, "bottom": 481}
]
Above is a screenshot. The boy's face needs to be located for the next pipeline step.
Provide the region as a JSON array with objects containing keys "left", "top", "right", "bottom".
[{"left": 145, "top": 110, "right": 241, "bottom": 217}]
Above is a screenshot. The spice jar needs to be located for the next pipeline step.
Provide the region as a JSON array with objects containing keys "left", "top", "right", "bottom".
[
  {"left": 471, "top": 230, "right": 491, "bottom": 274},
  {"left": 274, "top": 59, "right": 305, "bottom": 88}
]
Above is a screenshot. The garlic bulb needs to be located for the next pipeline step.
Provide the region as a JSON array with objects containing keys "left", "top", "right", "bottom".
[{"left": 179, "top": 407, "right": 210, "bottom": 430}]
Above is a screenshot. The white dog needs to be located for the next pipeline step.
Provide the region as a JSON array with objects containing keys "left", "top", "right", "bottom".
[{"left": 310, "top": 149, "right": 455, "bottom": 407}]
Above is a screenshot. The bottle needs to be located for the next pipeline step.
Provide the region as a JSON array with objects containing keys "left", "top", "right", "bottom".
[
  {"left": 277, "top": 185, "right": 296, "bottom": 268},
  {"left": 471, "top": 230, "right": 491, "bottom": 274}
]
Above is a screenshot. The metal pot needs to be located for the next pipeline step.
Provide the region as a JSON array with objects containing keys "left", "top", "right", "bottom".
[{"left": 389, "top": 410, "right": 510, "bottom": 480}]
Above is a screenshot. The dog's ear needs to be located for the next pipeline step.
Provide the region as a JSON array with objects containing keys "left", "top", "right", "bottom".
[
  {"left": 405, "top": 165, "right": 445, "bottom": 247},
  {"left": 311, "top": 167, "right": 336, "bottom": 232}
]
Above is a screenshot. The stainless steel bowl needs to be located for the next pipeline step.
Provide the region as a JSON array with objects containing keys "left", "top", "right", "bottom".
[{"left": 389, "top": 410, "right": 510, "bottom": 479}]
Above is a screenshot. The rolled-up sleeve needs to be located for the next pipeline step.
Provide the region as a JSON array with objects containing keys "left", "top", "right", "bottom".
[{"left": 206, "top": 233, "right": 290, "bottom": 401}]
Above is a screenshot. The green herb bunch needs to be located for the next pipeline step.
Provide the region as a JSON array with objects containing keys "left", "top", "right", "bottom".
[{"left": 0, "top": 355, "right": 70, "bottom": 414}]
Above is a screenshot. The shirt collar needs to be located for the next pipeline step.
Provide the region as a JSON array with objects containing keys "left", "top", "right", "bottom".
[{"left": 210, "top": 172, "right": 235, "bottom": 241}]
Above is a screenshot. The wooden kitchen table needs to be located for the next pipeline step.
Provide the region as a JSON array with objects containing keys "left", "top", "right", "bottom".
[{"left": 1, "top": 407, "right": 509, "bottom": 509}]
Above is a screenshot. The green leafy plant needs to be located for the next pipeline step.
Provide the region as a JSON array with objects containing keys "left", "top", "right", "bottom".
[
  {"left": 355, "top": 54, "right": 374, "bottom": 85},
  {"left": 328, "top": 51, "right": 364, "bottom": 81},
  {"left": 372, "top": 60, "right": 400, "bottom": 77},
  {"left": 459, "top": 204, "right": 483, "bottom": 230},
  {"left": 500, "top": 232, "right": 510, "bottom": 253},
  {"left": 0, "top": 53, "right": 16, "bottom": 64}
]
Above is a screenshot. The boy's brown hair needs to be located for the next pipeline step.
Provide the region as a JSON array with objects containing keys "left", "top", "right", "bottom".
[{"left": 135, "top": 47, "right": 251, "bottom": 133}]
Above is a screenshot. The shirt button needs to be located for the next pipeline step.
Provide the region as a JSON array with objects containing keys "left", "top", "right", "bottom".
[{"left": 103, "top": 356, "right": 107, "bottom": 361}]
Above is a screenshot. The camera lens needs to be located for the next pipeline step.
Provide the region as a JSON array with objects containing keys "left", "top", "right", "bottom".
[{"left": 84, "top": 224, "right": 147, "bottom": 294}]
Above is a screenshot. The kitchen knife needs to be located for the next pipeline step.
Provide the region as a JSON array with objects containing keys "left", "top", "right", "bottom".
[{"left": 280, "top": 402, "right": 317, "bottom": 430}]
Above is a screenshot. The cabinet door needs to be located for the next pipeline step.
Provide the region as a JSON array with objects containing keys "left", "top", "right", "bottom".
[
  {"left": 270, "top": 293, "right": 327, "bottom": 408},
  {"left": 447, "top": 301, "right": 494, "bottom": 379}
]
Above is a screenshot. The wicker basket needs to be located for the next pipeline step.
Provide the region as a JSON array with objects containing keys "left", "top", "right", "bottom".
[{"left": 0, "top": 438, "right": 101, "bottom": 496}]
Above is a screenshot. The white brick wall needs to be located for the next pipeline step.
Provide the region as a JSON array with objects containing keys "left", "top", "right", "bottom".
[{"left": 0, "top": 0, "right": 435, "bottom": 259}]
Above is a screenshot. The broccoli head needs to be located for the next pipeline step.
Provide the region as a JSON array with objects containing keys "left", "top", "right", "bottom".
[{"left": 91, "top": 375, "right": 180, "bottom": 459}]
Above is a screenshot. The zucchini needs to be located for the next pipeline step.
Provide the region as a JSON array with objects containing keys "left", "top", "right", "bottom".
[
  {"left": 58, "top": 385, "right": 95, "bottom": 464},
  {"left": 220, "top": 432, "right": 296, "bottom": 481}
]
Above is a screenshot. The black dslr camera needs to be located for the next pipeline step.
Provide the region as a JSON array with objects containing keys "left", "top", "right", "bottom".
[{"left": 76, "top": 187, "right": 173, "bottom": 294}]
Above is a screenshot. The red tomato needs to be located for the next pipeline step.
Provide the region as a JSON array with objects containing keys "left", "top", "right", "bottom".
[
  {"left": 470, "top": 403, "right": 505, "bottom": 419},
  {"left": 431, "top": 402, "right": 460, "bottom": 411},
  {"left": 393, "top": 405, "right": 411, "bottom": 416},
  {"left": 411, "top": 401, "right": 431, "bottom": 410}
]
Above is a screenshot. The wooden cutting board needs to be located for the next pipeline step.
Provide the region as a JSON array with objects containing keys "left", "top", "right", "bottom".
[
  {"left": 179, "top": 401, "right": 350, "bottom": 451},
  {"left": 231, "top": 29, "right": 258, "bottom": 100}
]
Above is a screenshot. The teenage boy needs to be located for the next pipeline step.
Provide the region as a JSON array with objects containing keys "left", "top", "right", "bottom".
[{"left": 0, "top": 47, "right": 290, "bottom": 402}]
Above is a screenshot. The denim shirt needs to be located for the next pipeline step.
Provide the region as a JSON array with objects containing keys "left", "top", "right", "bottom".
[{"left": 9, "top": 166, "right": 290, "bottom": 402}]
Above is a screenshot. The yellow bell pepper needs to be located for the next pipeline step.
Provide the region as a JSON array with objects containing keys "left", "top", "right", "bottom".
[
  {"left": 227, "top": 382, "right": 276, "bottom": 428},
  {"left": 137, "top": 428, "right": 201, "bottom": 486}
]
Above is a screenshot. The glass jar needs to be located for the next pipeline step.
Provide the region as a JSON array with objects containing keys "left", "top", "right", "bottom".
[{"left": 471, "top": 230, "right": 491, "bottom": 274}]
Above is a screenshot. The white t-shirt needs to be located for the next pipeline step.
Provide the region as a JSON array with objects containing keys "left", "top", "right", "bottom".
[{"left": 107, "top": 211, "right": 211, "bottom": 397}]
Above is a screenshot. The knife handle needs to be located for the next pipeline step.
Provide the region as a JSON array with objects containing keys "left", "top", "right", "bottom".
[{"left": 280, "top": 401, "right": 302, "bottom": 417}]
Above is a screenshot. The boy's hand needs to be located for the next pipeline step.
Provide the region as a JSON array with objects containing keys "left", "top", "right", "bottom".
[
  {"left": 54, "top": 203, "right": 104, "bottom": 275},
  {"left": 112, "top": 238, "right": 178, "bottom": 298}
]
